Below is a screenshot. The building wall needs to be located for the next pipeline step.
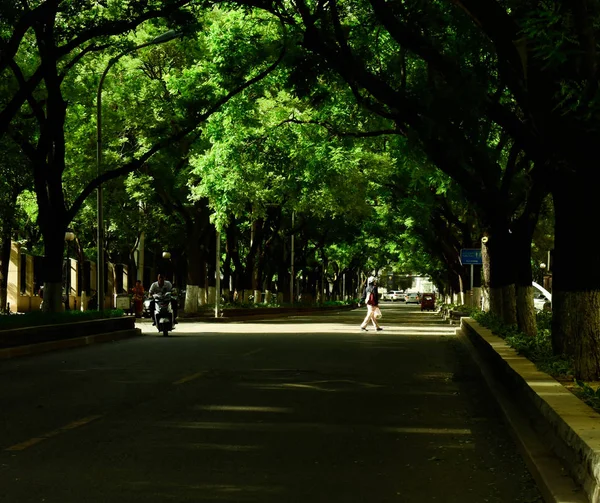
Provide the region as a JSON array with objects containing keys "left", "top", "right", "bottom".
[
  {"left": 8, "top": 242, "right": 20, "bottom": 313},
  {"left": 6, "top": 240, "right": 127, "bottom": 313}
]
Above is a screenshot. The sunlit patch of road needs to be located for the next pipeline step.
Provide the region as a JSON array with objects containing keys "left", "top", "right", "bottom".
[{"left": 136, "top": 318, "right": 457, "bottom": 336}]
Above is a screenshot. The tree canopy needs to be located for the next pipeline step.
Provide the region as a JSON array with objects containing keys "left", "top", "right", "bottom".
[{"left": 9, "top": 1, "right": 600, "bottom": 379}]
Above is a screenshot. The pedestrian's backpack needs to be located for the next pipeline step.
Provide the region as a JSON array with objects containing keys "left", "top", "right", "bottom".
[{"left": 367, "top": 291, "right": 375, "bottom": 305}]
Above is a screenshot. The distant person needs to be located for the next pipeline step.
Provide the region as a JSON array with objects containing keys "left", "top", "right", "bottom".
[
  {"left": 131, "top": 280, "right": 145, "bottom": 318},
  {"left": 359, "top": 276, "right": 382, "bottom": 332},
  {"left": 148, "top": 274, "right": 178, "bottom": 325}
]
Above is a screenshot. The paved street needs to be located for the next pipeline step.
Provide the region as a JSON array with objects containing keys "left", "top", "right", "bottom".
[{"left": 0, "top": 303, "right": 542, "bottom": 502}]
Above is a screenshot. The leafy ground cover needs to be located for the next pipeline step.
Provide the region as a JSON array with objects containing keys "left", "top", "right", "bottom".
[
  {"left": 0, "top": 310, "right": 126, "bottom": 331},
  {"left": 445, "top": 304, "right": 600, "bottom": 414}
]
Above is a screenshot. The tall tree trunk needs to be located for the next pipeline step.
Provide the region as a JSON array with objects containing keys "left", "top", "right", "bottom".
[
  {"left": 249, "top": 218, "right": 264, "bottom": 292},
  {"left": 184, "top": 231, "right": 204, "bottom": 314},
  {"left": 29, "top": 32, "right": 69, "bottom": 313},
  {"left": 0, "top": 232, "right": 12, "bottom": 312},
  {"left": 552, "top": 168, "right": 600, "bottom": 380},
  {"left": 482, "top": 225, "right": 517, "bottom": 325},
  {"left": 242, "top": 223, "right": 258, "bottom": 293},
  {"left": 179, "top": 202, "right": 212, "bottom": 314},
  {"left": 41, "top": 232, "right": 66, "bottom": 313},
  {"left": 0, "top": 186, "right": 18, "bottom": 311},
  {"left": 513, "top": 217, "right": 540, "bottom": 337},
  {"left": 205, "top": 225, "right": 217, "bottom": 289}
]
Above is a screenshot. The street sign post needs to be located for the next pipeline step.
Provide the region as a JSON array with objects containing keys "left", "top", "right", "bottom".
[
  {"left": 460, "top": 249, "right": 483, "bottom": 297},
  {"left": 460, "top": 248, "right": 482, "bottom": 265}
]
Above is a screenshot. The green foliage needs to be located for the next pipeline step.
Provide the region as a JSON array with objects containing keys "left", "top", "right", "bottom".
[
  {"left": 471, "top": 309, "right": 574, "bottom": 379},
  {"left": 1, "top": 0, "right": 561, "bottom": 322},
  {"left": 573, "top": 380, "right": 600, "bottom": 414},
  {"left": 456, "top": 307, "right": 600, "bottom": 412},
  {"left": 440, "top": 303, "right": 479, "bottom": 317}
]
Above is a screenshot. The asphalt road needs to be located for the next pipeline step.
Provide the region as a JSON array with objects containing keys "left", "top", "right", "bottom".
[{"left": 0, "top": 303, "right": 543, "bottom": 502}]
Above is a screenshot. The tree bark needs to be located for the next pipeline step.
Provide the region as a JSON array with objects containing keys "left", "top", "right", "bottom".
[
  {"left": 0, "top": 186, "right": 18, "bottom": 312},
  {"left": 512, "top": 216, "right": 541, "bottom": 337},
  {"left": 184, "top": 230, "right": 204, "bottom": 314},
  {"left": 0, "top": 233, "right": 12, "bottom": 312},
  {"left": 551, "top": 167, "right": 600, "bottom": 379}
]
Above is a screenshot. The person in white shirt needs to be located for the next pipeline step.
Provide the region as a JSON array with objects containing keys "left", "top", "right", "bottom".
[
  {"left": 149, "top": 274, "right": 173, "bottom": 296},
  {"left": 359, "top": 276, "right": 382, "bottom": 332},
  {"left": 148, "top": 274, "right": 178, "bottom": 325}
]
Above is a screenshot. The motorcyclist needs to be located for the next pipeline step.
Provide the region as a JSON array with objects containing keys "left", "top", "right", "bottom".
[{"left": 148, "top": 274, "right": 178, "bottom": 326}]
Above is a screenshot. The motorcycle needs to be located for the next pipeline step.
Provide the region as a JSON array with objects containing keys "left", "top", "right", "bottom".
[{"left": 153, "top": 292, "right": 175, "bottom": 337}]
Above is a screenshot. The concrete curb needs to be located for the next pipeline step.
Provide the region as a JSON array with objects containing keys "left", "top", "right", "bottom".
[
  {"left": 458, "top": 317, "right": 592, "bottom": 503},
  {"left": 0, "top": 328, "right": 142, "bottom": 360}
]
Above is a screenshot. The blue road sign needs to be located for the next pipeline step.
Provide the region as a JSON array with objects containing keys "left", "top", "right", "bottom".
[{"left": 460, "top": 248, "right": 482, "bottom": 265}]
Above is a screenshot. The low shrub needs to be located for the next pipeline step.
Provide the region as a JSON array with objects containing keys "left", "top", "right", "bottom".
[
  {"left": 469, "top": 309, "right": 573, "bottom": 380},
  {"left": 455, "top": 306, "right": 600, "bottom": 410},
  {"left": 0, "top": 309, "right": 125, "bottom": 331}
]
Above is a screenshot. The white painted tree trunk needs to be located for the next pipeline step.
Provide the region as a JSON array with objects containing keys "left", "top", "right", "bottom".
[
  {"left": 207, "top": 286, "right": 216, "bottom": 305},
  {"left": 473, "top": 287, "right": 482, "bottom": 310},
  {"left": 254, "top": 289, "right": 261, "bottom": 304},
  {"left": 481, "top": 287, "right": 490, "bottom": 312},
  {"left": 185, "top": 285, "right": 199, "bottom": 314}
]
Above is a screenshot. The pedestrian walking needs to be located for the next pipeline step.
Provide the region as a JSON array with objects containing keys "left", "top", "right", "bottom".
[
  {"left": 131, "top": 279, "right": 145, "bottom": 318},
  {"left": 360, "top": 276, "right": 382, "bottom": 332}
]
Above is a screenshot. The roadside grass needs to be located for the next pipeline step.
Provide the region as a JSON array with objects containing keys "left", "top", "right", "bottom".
[
  {"left": 0, "top": 309, "right": 126, "bottom": 331},
  {"left": 444, "top": 304, "right": 600, "bottom": 413}
]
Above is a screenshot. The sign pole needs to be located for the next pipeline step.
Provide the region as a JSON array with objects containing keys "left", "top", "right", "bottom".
[
  {"left": 470, "top": 264, "right": 474, "bottom": 291},
  {"left": 215, "top": 230, "right": 220, "bottom": 318}
]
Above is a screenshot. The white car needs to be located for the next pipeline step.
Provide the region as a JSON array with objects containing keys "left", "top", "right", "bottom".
[
  {"left": 389, "top": 290, "right": 404, "bottom": 302},
  {"left": 381, "top": 290, "right": 401, "bottom": 301},
  {"left": 404, "top": 292, "right": 421, "bottom": 304},
  {"left": 533, "top": 282, "right": 551, "bottom": 311}
]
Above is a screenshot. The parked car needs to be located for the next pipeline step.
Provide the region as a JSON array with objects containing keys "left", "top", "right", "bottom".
[
  {"left": 533, "top": 292, "right": 551, "bottom": 312},
  {"left": 389, "top": 290, "right": 404, "bottom": 302},
  {"left": 381, "top": 290, "right": 397, "bottom": 301},
  {"left": 405, "top": 291, "right": 421, "bottom": 304},
  {"left": 533, "top": 281, "right": 552, "bottom": 312}
]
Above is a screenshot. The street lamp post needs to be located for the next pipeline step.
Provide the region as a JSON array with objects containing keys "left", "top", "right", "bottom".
[
  {"left": 539, "top": 262, "right": 547, "bottom": 287},
  {"left": 290, "top": 211, "right": 295, "bottom": 304},
  {"left": 96, "top": 30, "right": 181, "bottom": 311},
  {"left": 215, "top": 230, "right": 221, "bottom": 318}
]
